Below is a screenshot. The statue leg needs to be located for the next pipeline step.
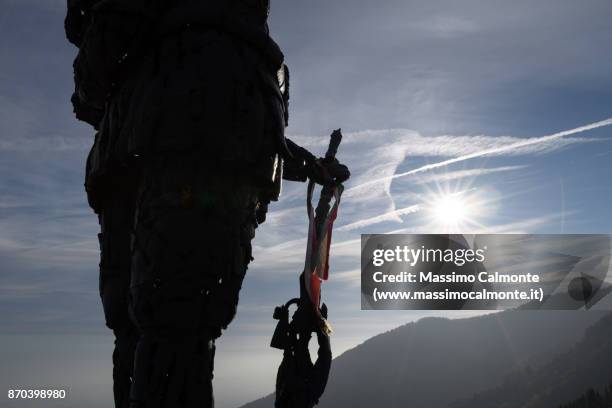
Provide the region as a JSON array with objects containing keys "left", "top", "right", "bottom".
[
  {"left": 112, "top": 326, "right": 139, "bottom": 408},
  {"left": 129, "top": 333, "right": 216, "bottom": 408},
  {"left": 98, "top": 176, "right": 139, "bottom": 408},
  {"left": 128, "top": 152, "right": 260, "bottom": 408}
]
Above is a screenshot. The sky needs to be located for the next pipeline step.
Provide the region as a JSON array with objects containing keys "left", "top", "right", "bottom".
[{"left": 1, "top": 0, "right": 612, "bottom": 407}]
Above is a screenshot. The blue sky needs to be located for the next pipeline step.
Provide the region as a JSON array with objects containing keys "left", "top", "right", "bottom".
[{"left": 1, "top": 1, "right": 612, "bottom": 407}]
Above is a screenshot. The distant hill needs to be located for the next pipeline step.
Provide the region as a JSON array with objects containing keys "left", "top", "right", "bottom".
[
  {"left": 451, "top": 312, "right": 612, "bottom": 408},
  {"left": 559, "top": 381, "right": 612, "bottom": 408},
  {"left": 241, "top": 310, "right": 607, "bottom": 408}
]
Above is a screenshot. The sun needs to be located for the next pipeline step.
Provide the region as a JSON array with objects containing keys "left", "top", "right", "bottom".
[
  {"left": 422, "top": 189, "right": 488, "bottom": 233},
  {"left": 433, "top": 195, "right": 469, "bottom": 226}
]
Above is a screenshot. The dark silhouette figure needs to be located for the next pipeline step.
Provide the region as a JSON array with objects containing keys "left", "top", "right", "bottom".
[
  {"left": 271, "top": 277, "right": 332, "bottom": 408},
  {"left": 65, "top": 1, "right": 348, "bottom": 407},
  {"left": 275, "top": 324, "right": 332, "bottom": 408}
]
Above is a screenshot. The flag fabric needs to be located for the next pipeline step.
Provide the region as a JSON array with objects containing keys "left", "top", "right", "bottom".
[{"left": 303, "top": 180, "right": 344, "bottom": 333}]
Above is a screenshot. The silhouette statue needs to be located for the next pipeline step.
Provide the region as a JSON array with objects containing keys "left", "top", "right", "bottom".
[{"left": 65, "top": 1, "right": 348, "bottom": 407}]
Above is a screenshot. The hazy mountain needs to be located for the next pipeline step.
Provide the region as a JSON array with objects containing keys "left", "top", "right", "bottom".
[
  {"left": 559, "top": 381, "right": 612, "bottom": 408},
  {"left": 242, "top": 309, "right": 607, "bottom": 408},
  {"left": 451, "top": 312, "right": 612, "bottom": 408}
]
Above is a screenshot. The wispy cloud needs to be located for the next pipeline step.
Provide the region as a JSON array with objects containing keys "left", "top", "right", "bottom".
[
  {"left": 348, "top": 118, "right": 612, "bottom": 192},
  {"left": 411, "top": 165, "right": 528, "bottom": 185},
  {"left": 274, "top": 120, "right": 609, "bottom": 241},
  {"left": 338, "top": 204, "right": 421, "bottom": 231},
  {"left": 469, "top": 212, "right": 575, "bottom": 234}
]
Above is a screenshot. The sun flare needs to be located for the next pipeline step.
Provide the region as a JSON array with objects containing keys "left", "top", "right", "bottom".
[
  {"left": 422, "top": 189, "right": 489, "bottom": 233},
  {"left": 433, "top": 195, "right": 469, "bottom": 226}
]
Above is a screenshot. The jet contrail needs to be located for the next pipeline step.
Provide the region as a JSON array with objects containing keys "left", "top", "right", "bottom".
[
  {"left": 348, "top": 118, "right": 612, "bottom": 191},
  {"left": 338, "top": 204, "right": 421, "bottom": 231},
  {"left": 411, "top": 165, "right": 528, "bottom": 185}
]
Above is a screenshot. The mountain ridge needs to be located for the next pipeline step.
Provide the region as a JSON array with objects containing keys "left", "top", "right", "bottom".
[{"left": 241, "top": 309, "right": 607, "bottom": 408}]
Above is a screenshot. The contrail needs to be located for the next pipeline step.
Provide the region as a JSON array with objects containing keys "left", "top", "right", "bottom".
[
  {"left": 348, "top": 118, "right": 612, "bottom": 191},
  {"left": 411, "top": 165, "right": 528, "bottom": 185},
  {"left": 338, "top": 204, "right": 421, "bottom": 231}
]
